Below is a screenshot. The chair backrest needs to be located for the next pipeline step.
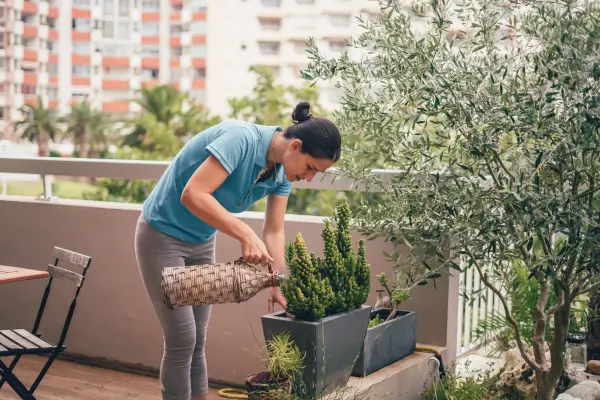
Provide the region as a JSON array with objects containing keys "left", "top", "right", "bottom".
[{"left": 31, "top": 247, "right": 92, "bottom": 348}]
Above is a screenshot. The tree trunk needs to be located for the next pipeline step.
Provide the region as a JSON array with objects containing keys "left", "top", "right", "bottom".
[
  {"left": 78, "top": 136, "right": 91, "bottom": 183},
  {"left": 536, "top": 375, "right": 556, "bottom": 400},
  {"left": 534, "top": 301, "right": 571, "bottom": 400},
  {"left": 37, "top": 135, "right": 50, "bottom": 157}
]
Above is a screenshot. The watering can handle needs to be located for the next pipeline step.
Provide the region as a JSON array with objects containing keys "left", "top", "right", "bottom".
[{"left": 234, "top": 256, "right": 274, "bottom": 273}]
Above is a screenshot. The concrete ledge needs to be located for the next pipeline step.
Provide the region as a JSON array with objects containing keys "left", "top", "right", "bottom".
[{"left": 321, "top": 346, "right": 445, "bottom": 400}]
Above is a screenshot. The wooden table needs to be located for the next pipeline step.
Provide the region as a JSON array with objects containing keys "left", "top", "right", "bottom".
[{"left": 0, "top": 265, "right": 49, "bottom": 284}]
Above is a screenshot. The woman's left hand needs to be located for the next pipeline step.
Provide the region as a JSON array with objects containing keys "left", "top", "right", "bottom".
[{"left": 268, "top": 287, "right": 287, "bottom": 313}]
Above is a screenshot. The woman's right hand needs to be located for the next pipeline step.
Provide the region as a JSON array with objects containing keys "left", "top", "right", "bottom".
[{"left": 240, "top": 230, "right": 273, "bottom": 267}]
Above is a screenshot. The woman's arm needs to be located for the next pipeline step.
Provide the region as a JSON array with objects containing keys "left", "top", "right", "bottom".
[
  {"left": 262, "top": 193, "right": 289, "bottom": 273},
  {"left": 264, "top": 193, "right": 290, "bottom": 312},
  {"left": 181, "top": 155, "right": 272, "bottom": 266}
]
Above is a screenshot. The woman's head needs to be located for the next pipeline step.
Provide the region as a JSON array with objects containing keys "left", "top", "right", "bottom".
[{"left": 280, "top": 102, "right": 342, "bottom": 183}]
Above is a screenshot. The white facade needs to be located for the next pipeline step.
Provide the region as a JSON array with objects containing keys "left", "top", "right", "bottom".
[{"left": 205, "top": 0, "right": 381, "bottom": 116}]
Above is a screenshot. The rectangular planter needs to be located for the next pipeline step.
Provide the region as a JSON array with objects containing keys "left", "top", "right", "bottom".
[
  {"left": 262, "top": 305, "right": 371, "bottom": 398},
  {"left": 351, "top": 309, "right": 417, "bottom": 377}
]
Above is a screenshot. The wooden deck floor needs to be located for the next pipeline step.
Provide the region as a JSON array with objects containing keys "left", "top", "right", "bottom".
[{"left": 0, "top": 356, "right": 223, "bottom": 399}]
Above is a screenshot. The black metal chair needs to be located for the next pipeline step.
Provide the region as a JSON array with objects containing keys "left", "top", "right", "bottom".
[{"left": 0, "top": 246, "right": 92, "bottom": 400}]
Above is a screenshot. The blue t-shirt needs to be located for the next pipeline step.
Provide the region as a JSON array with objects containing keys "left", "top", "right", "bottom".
[{"left": 142, "top": 120, "right": 293, "bottom": 243}]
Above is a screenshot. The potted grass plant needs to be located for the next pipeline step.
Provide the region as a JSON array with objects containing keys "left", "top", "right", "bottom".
[
  {"left": 261, "top": 199, "right": 372, "bottom": 398},
  {"left": 246, "top": 331, "right": 304, "bottom": 400}
]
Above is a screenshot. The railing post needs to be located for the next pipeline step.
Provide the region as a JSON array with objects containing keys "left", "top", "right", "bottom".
[{"left": 37, "top": 175, "right": 57, "bottom": 201}]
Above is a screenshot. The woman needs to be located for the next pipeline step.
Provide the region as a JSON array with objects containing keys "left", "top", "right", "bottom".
[{"left": 134, "top": 101, "right": 342, "bottom": 400}]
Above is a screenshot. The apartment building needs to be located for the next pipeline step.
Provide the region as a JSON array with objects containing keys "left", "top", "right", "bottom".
[
  {"left": 0, "top": 0, "right": 207, "bottom": 138},
  {"left": 0, "top": 0, "right": 379, "bottom": 139},
  {"left": 206, "top": 0, "right": 381, "bottom": 115}
]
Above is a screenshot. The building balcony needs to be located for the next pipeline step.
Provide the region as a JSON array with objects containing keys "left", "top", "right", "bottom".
[{"left": 0, "top": 157, "right": 465, "bottom": 399}]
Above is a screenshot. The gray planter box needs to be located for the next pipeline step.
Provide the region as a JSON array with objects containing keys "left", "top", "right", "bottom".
[
  {"left": 351, "top": 309, "right": 417, "bottom": 377},
  {"left": 261, "top": 305, "right": 371, "bottom": 398}
]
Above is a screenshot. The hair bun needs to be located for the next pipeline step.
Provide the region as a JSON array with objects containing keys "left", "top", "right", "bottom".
[{"left": 292, "top": 101, "right": 312, "bottom": 124}]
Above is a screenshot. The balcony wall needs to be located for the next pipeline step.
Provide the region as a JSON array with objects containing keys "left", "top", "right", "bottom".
[{"left": 0, "top": 160, "right": 459, "bottom": 387}]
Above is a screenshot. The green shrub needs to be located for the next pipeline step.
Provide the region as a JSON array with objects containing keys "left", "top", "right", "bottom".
[{"left": 283, "top": 198, "right": 371, "bottom": 321}]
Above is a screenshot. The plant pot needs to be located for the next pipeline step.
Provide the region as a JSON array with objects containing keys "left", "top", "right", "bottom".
[
  {"left": 245, "top": 371, "right": 293, "bottom": 400},
  {"left": 351, "top": 308, "right": 417, "bottom": 377},
  {"left": 588, "top": 345, "right": 600, "bottom": 362},
  {"left": 261, "top": 305, "right": 371, "bottom": 398}
]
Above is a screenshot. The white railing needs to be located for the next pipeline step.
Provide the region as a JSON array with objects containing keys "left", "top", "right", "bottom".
[
  {"left": 456, "top": 257, "right": 509, "bottom": 356},
  {"left": 0, "top": 156, "right": 408, "bottom": 198},
  {"left": 0, "top": 156, "right": 501, "bottom": 357}
]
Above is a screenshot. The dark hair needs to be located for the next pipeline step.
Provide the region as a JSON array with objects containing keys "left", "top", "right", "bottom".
[{"left": 284, "top": 102, "right": 342, "bottom": 162}]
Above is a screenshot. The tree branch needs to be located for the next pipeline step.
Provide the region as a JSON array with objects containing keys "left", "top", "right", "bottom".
[
  {"left": 576, "top": 280, "right": 600, "bottom": 297},
  {"left": 466, "top": 248, "right": 542, "bottom": 374},
  {"left": 546, "top": 290, "right": 565, "bottom": 318},
  {"left": 532, "top": 280, "right": 551, "bottom": 367},
  {"left": 491, "top": 149, "right": 516, "bottom": 183}
]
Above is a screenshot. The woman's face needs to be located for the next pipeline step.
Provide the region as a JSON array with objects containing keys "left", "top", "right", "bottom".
[{"left": 281, "top": 139, "right": 336, "bottom": 183}]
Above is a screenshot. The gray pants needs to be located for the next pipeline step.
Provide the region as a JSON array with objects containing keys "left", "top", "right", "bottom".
[{"left": 134, "top": 213, "right": 215, "bottom": 400}]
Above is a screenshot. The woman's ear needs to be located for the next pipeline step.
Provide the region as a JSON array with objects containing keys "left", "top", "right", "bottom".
[{"left": 290, "top": 138, "right": 303, "bottom": 152}]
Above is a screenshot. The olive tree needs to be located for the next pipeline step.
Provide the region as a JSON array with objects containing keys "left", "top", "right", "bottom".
[{"left": 301, "top": 0, "right": 600, "bottom": 398}]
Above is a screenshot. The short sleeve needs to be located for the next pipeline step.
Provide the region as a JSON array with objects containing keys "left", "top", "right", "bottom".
[
  {"left": 272, "top": 180, "right": 293, "bottom": 197},
  {"left": 205, "top": 126, "right": 255, "bottom": 175}
]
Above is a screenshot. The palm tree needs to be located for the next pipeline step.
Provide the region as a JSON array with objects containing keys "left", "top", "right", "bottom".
[
  {"left": 62, "top": 100, "right": 113, "bottom": 159},
  {"left": 14, "top": 97, "right": 61, "bottom": 157},
  {"left": 123, "top": 84, "right": 221, "bottom": 150}
]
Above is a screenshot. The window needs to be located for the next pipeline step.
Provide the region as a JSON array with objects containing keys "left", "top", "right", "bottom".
[
  {"left": 23, "top": 37, "right": 36, "bottom": 49},
  {"left": 21, "top": 14, "right": 36, "bottom": 25},
  {"left": 119, "top": 0, "right": 129, "bottom": 16},
  {"left": 72, "top": 92, "right": 90, "bottom": 100},
  {"left": 141, "top": 68, "right": 158, "bottom": 79},
  {"left": 189, "top": 21, "right": 205, "bottom": 34},
  {"left": 73, "top": 65, "right": 91, "bottom": 76},
  {"left": 73, "top": 41, "right": 90, "bottom": 54},
  {"left": 102, "top": 21, "right": 114, "bottom": 37},
  {"left": 190, "top": 44, "right": 206, "bottom": 57},
  {"left": 291, "top": 40, "right": 307, "bottom": 54},
  {"left": 21, "top": 84, "right": 37, "bottom": 95},
  {"left": 72, "top": 18, "right": 92, "bottom": 31},
  {"left": 170, "top": 24, "right": 183, "bottom": 35},
  {"left": 142, "top": 21, "right": 159, "bottom": 35},
  {"left": 171, "top": 68, "right": 181, "bottom": 80},
  {"left": 261, "top": 0, "right": 281, "bottom": 7},
  {"left": 48, "top": 64, "right": 58, "bottom": 75},
  {"left": 190, "top": 89, "right": 205, "bottom": 102},
  {"left": 188, "top": 0, "right": 206, "bottom": 11},
  {"left": 142, "top": 0, "right": 159, "bottom": 10},
  {"left": 141, "top": 45, "right": 160, "bottom": 56},
  {"left": 104, "top": 0, "right": 114, "bottom": 14},
  {"left": 259, "top": 18, "right": 281, "bottom": 31},
  {"left": 170, "top": 47, "right": 182, "bottom": 57},
  {"left": 327, "top": 13, "right": 351, "bottom": 27},
  {"left": 103, "top": 43, "right": 131, "bottom": 56},
  {"left": 73, "top": 0, "right": 91, "bottom": 7},
  {"left": 258, "top": 41, "right": 280, "bottom": 55},
  {"left": 193, "top": 67, "right": 205, "bottom": 79},
  {"left": 329, "top": 40, "right": 346, "bottom": 52},
  {"left": 118, "top": 21, "right": 130, "bottom": 38}
]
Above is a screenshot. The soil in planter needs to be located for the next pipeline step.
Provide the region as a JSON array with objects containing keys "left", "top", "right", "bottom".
[{"left": 246, "top": 372, "right": 293, "bottom": 400}]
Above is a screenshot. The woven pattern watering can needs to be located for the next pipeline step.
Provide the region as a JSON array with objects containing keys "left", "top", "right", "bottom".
[{"left": 161, "top": 257, "right": 286, "bottom": 309}]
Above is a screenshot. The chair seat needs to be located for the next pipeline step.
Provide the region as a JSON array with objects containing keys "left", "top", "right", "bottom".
[{"left": 0, "top": 329, "right": 59, "bottom": 357}]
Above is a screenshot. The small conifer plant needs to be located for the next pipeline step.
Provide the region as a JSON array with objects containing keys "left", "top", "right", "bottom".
[{"left": 283, "top": 198, "right": 371, "bottom": 321}]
